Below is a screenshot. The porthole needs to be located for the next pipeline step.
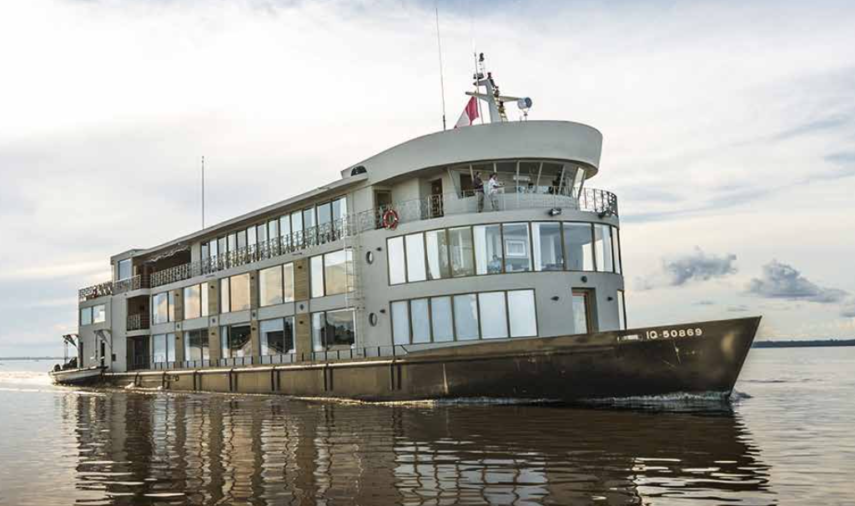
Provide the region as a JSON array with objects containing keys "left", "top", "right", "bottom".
[
  {"left": 366, "top": 251, "right": 375, "bottom": 264},
  {"left": 369, "top": 312, "right": 379, "bottom": 326}
]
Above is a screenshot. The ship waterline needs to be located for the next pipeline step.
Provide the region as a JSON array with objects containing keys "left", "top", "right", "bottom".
[{"left": 96, "top": 317, "right": 759, "bottom": 402}]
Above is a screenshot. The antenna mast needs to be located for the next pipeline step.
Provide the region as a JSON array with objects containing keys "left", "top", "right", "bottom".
[
  {"left": 201, "top": 156, "right": 206, "bottom": 229},
  {"left": 435, "top": 2, "right": 447, "bottom": 131}
]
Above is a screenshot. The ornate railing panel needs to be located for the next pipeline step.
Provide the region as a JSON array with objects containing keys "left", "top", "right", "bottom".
[
  {"left": 127, "top": 313, "right": 151, "bottom": 332},
  {"left": 78, "top": 281, "right": 114, "bottom": 302}
]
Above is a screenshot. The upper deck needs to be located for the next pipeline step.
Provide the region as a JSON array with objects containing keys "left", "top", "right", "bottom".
[{"left": 79, "top": 119, "right": 612, "bottom": 300}]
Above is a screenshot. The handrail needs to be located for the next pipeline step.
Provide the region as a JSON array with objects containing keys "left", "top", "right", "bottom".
[
  {"left": 148, "top": 345, "right": 411, "bottom": 371},
  {"left": 134, "top": 186, "right": 617, "bottom": 289}
]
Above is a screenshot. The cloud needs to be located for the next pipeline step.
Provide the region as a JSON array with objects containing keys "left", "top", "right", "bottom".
[
  {"left": 638, "top": 247, "right": 737, "bottom": 290},
  {"left": 841, "top": 299, "right": 855, "bottom": 318},
  {"left": 726, "top": 304, "right": 750, "bottom": 313},
  {"left": 747, "top": 260, "right": 848, "bottom": 303},
  {"left": 694, "top": 300, "right": 715, "bottom": 306}
]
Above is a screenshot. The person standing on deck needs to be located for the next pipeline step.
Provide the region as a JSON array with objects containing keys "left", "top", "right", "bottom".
[
  {"left": 486, "top": 173, "right": 501, "bottom": 211},
  {"left": 473, "top": 171, "right": 484, "bottom": 212}
]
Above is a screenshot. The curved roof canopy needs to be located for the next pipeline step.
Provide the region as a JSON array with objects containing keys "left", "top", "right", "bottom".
[{"left": 342, "top": 120, "right": 603, "bottom": 184}]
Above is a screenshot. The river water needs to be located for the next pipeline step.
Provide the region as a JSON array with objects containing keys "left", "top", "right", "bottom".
[{"left": 0, "top": 348, "right": 853, "bottom": 505}]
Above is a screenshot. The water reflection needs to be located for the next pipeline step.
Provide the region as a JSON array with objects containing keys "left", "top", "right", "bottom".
[{"left": 62, "top": 392, "right": 775, "bottom": 505}]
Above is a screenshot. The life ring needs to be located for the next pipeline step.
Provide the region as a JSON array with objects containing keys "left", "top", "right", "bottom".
[{"left": 382, "top": 209, "right": 399, "bottom": 230}]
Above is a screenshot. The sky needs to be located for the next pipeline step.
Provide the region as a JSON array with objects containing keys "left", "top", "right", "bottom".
[{"left": 1, "top": 0, "right": 854, "bottom": 356}]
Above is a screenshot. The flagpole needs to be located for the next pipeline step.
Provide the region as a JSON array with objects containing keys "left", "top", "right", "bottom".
[
  {"left": 435, "top": 1, "right": 447, "bottom": 131},
  {"left": 201, "top": 156, "right": 205, "bottom": 229}
]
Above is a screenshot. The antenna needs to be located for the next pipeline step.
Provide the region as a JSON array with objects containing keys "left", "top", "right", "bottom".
[
  {"left": 201, "top": 156, "right": 206, "bottom": 229},
  {"left": 434, "top": 1, "right": 447, "bottom": 131}
]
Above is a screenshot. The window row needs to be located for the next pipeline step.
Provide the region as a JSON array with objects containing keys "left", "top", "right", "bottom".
[
  {"left": 392, "top": 290, "right": 537, "bottom": 345},
  {"left": 201, "top": 196, "right": 347, "bottom": 265},
  {"left": 80, "top": 304, "right": 106, "bottom": 326},
  {"left": 388, "top": 222, "right": 621, "bottom": 285},
  {"left": 310, "top": 249, "right": 354, "bottom": 298}
]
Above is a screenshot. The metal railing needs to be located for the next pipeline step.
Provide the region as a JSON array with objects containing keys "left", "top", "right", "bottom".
[
  {"left": 127, "top": 313, "right": 151, "bottom": 332},
  {"left": 148, "top": 345, "right": 412, "bottom": 371},
  {"left": 78, "top": 281, "right": 113, "bottom": 302},
  {"left": 135, "top": 186, "right": 617, "bottom": 289}
]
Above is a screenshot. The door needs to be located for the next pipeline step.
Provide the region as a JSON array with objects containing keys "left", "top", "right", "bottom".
[
  {"left": 571, "top": 289, "right": 595, "bottom": 335},
  {"left": 374, "top": 190, "right": 392, "bottom": 229},
  {"left": 430, "top": 179, "right": 444, "bottom": 218}
]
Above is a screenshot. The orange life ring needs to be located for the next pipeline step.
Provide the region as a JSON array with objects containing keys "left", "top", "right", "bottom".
[{"left": 382, "top": 209, "right": 399, "bottom": 230}]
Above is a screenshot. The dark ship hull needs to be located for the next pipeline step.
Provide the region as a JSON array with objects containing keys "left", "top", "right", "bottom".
[{"left": 94, "top": 317, "right": 759, "bottom": 403}]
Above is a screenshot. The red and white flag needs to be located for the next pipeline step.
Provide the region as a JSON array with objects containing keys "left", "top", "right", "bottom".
[{"left": 454, "top": 96, "right": 479, "bottom": 128}]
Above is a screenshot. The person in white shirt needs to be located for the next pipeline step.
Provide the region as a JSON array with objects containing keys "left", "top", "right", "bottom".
[{"left": 485, "top": 173, "right": 501, "bottom": 211}]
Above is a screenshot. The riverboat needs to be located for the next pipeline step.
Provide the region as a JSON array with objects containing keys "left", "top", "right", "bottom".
[{"left": 60, "top": 60, "right": 759, "bottom": 401}]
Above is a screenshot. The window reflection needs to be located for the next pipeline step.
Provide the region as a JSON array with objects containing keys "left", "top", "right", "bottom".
[
  {"left": 594, "top": 224, "right": 614, "bottom": 273},
  {"left": 502, "top": 223, "right": 531, "bottom": 273},
  {"left": 533, "top": 222, "right": 563, "bottom": 271},
  {"left": 405, "top": 233, "right": 427, "bottom": 282},
  {"left": 474, "top": 224, "right": 503, "bottom": 275},
  {"left": 388, "top": 237, "right": 406, "bottom": 285},
  {"left": 425, "top": 230, "right": 450, "bottom": 280},
  {"left": 449, "top": 227, "right": 475, "bottom": 277},
  {"left": 478, "top": 292, "right": 508, "bottom": 339},
  {"left": 259, "top": 266, "right": 284, "bottom": 307},
  {"left": 564, "top": 223, "right": 595, "bottom": 271},
  {"left": 453, "top": 294, "right": 479, "bottom": 340}
]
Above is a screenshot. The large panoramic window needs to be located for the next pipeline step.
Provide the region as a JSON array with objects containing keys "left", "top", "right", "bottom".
[
  {"left": 231, "top": 273, "right": 251, "bottom": 312},
  {"left": 564, "top": 223, "right": 595, "bottom": 271},
  {"left": 453, "top": 294, "right": 479, "bottom": 340},
  {"left": 183, "top": 285, "right": 201, "bottom": 320},
  {"left": 392, "top": 301, "right": 410, "bottom": 345},
  {"left": 449, "top": 227, "right": 475, "bottom": 277},
  {"left": 260, "top": 318, "right": 295, "bottom": 355},
  {"left": 311, "top": 255, "right": 324, "bottom": 298},
  {"left": 613, "top": 228, "right": 623, "bottom": 274},
  {"left": 201, "top": 283, "right": 209, "bottom": 317},
  {"left": 312, "top": 309, "right": 355, "bottom": 350},
  {"left": 507, "top": 290, "right": 537, "bottom": 337},
  {"left": 167, "top": 292, "right": 176, "bottom": 322},
  {"left": 282, "top": 263, "right": 295, "bottom": 302},
  {"left": 410, "top": 298, "right": 431, "bottom": 343},
  {"left": 502, "top": 223, "right": 531, "bottom": 273},
  {"left": 594, "top": 224, "right": 614, "bottom": 273},
  {"left": 219, "top": 278, "right": 230, "bottom": 314},
  {"left": 310, "top": 250, "right": 353, "bottom": 298},
  {"left": 405, "top": 233, "right": 427, "bottom": 282},
  {"left": 478, "top": 292, "right": 508, "bottom": 339},
  {"left": 80, "top": 307, "right": 92, "bottom": 326},
  {"left": 332, "top": 196, "right": 347, "bottom": 222},
  {"left": 117, "top": 259, "right": 132, "bottom": 281},
  {"left": 430, "top": 296, "right": 454, "bottom": 342},
  {"left": 92, "top": 304, "right": 106, "bottom": 324},
  {"left": 184, "top": 329, "right": 209, "bottom": 361},
  {"left": 324, "top": 249, "right": 353, "bottom": 296},
  {"left": 532, "top": 222, "right": 564, "bottom": 271},
  {"left": 388, "top": 236, "right": 406, "bottom": 285},
  {"left": 425, "top": 230, "right": 450, "bottom": 280},
  {"left": 152, "top": 333, "right": 176, "bottom": 364},
  {"left": 474, "top": 224, "right": 503, "bottom": 275},
  {"left": 152, "top": 292, "right": 169, "bottom": 324},
  {"left": 259, "top": 265, "right": 284, "bottom": 307},
  {"left": 220, "top": 324, "right": 251, "bottom": 359}
]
